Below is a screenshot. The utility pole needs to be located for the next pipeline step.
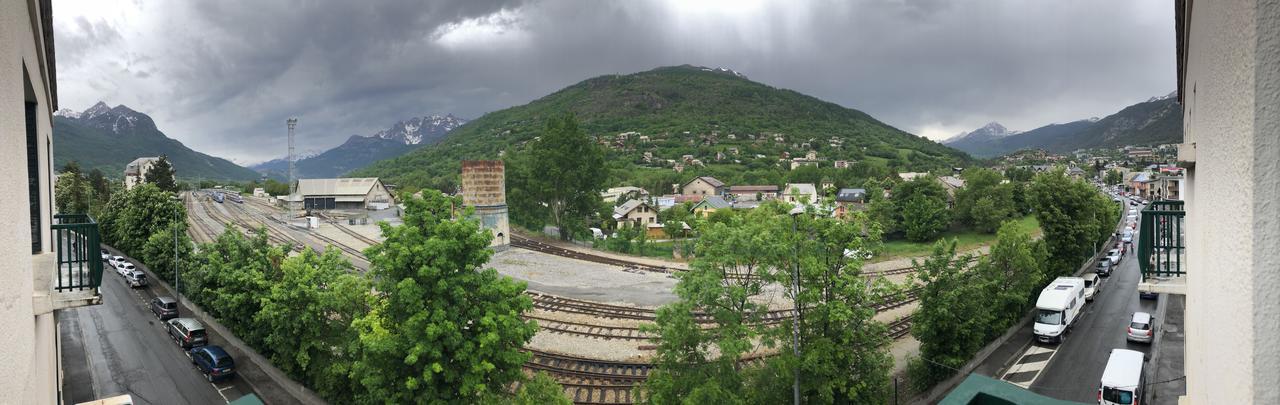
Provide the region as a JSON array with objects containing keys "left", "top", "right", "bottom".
[
  {"left": 287, "top": 117, "right": 298, "bottom": 227},
  {"left": 789, "top": 207, "right": 804, "bottom": 405}
]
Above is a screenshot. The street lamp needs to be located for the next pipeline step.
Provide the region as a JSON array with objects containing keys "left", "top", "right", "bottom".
[{"left": 788, "top": 205, "right": 805, "bottom": 405}]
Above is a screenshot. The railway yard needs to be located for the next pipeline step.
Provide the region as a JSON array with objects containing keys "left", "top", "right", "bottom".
[{"left": 182, "top": 192, "right": 940, "bottom": 404}]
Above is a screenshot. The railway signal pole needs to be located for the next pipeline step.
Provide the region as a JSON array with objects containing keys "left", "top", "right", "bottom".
[{"left": 287, "top": 117, "right": 298, "bottom": 226}]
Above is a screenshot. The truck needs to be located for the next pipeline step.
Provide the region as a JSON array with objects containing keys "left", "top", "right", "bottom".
[{"left": 1033, "top": 277, "right": 1086, "bottom": 343}]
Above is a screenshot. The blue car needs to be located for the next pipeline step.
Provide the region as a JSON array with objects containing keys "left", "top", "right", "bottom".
[{"left": 189, "top": 345, "right": 236, "bottom": 382}]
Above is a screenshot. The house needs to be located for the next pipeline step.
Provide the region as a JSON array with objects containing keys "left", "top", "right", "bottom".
[
  {"left": 286, "top": 178, "right": 394, "bottom": 211},
  {"left": 691, "top": 195, "right": 732, "bottom": 218},
  {"left": 833, "top": 160, "right": 852, "bottom": 169},
  {"left": 123, "top": 157, "right": 161, "bottom": 190},
  {"left": 1128, "top": 172, "right": 1154, "bottom": 198},
  {"left": 937, "top": 176, "right": 966, "bottom": 199},
  {"left": 782, "top": 183, "right": 819, "bottom": 205},
  {"left": 833, "top": 188, "right": 867, "bottom": 219},
  {"left": 1067, "top": 166, "right": 1086, "bottom": 178},
  {"left": 682, "top": 176, "right": 726, "bottom": 197},
  {"left": 252, "top": 188, "right": 267, "bottom": 198},
  {"left": 790, "top": 158, "right": 821, "bottom": 170},
  {"left": 726, "top": 185, "right": 780, "bottom": 201},
  {"left": 613, "top": 199, "right": 658, "bottom": 228},
  {"left": 601, "top": 186, "right": 650, "bottom": 203}
]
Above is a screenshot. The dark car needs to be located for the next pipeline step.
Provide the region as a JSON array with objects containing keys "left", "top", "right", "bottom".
[
  {"left": 166, "top": 318, "right": 208, "bottom": 348},
  {"left": 1096, "top": 260, "right": 1113, "bottom": 277},
  {"left": 189, "top": 345, "right": 236, "bottom": 382},
  {"left": 150, "top": 296, "right": 179, "bottom": 320}
]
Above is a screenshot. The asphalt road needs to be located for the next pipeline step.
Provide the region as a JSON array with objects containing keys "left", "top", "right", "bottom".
[
  {"left": 59, "top": 253, "right": 254, "bottom": 405},
  {"left": 1028, "top": 238, "right": 1159, "bottom": 400}
]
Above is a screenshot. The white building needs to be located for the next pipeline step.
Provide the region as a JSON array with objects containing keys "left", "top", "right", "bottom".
[
  {"left": 283, "top": 178, "right": 394, "bottom": 211},
  {"left": 123, "top": 156, "right": 159, "bottom": 190},
  {"left": 2, "top": 0, "right": 103, "bottom": 402},
  {"left": 1165, "top": 1, "right": 1280, "bottom": 403}
]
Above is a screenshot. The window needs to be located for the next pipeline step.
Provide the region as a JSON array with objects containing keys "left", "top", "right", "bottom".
[
  {"left": 1035, "top": 309, "right": 1063, "bottom": 325},
  {"left": 1102, "top": 387, "right": 1134, "bottom": 404},
  {"left": 26, "top": 99, "right": 41, "bottom": 253}
]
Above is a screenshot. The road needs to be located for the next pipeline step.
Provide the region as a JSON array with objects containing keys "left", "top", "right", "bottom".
[{"left": 59, "top": 250, "right": 255, "bottom": 405}]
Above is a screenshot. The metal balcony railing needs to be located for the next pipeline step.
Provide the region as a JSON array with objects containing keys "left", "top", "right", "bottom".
[
  {"left": 1138, "top": 200, "right": 1185, "bottom": 279},
  {"left": 51, "top": 214, "right": 103, "bottom": 291}
]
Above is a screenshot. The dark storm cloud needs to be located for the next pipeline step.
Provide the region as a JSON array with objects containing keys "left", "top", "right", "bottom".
[{"left": 53, "top": 0, "right": 1173, "bottom": 164}]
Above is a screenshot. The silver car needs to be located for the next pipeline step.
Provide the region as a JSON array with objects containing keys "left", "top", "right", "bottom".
[{"left": 1126, "top": 312, "right": 1155, "bottom": 343}]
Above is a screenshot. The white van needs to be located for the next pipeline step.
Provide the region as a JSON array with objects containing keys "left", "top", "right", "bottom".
[
  {"left": 1033, "top": 277, "right": 1085, "bottom": 343},
  {"left": 1082, "top": 273, "right": 1101, "bottom": 301},
  {"left": 1099, "top": 349, "right": 1146, "bottom": 405}
]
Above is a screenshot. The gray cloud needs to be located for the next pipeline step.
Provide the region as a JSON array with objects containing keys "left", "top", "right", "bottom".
[{"left": 53, "top": 0, "right": 1174, "bottom": 164}]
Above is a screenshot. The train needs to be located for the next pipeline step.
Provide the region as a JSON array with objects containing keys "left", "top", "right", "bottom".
[{"left": 211, "top": 192, "right": 224, "bottom": 203}]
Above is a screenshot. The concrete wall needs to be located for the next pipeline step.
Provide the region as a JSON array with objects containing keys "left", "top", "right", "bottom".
[
  {"left": 1181, "top": 0, "right": 1280, "bottom": 402},
  {"left": 0, "top": 0, "right": 59, "bottom": 402}
]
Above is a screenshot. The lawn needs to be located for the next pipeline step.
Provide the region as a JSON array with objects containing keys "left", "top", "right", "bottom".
[{"left": 875, "top": 215, "right": 1042, "bottom": 261}]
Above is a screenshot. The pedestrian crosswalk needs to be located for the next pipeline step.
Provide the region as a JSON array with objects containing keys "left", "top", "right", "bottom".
[{"left": 1001, "top": 344, "right": 1059, "bottom": 388}]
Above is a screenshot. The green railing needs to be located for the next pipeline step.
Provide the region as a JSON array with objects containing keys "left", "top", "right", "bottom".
[
  {"left": 52, "top": 214, "right": 103, "bottom": 291},
  {"left": 1138, "top": 200, "right": 1185, "bottom": 279}
]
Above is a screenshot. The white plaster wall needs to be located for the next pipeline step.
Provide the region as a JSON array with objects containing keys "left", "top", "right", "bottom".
[
  {"left": 0, "top": 0, "right": 59, "bottom": 402},
  {"left": 1182, "top": 0, "right": 1280, "bottom": 403}
]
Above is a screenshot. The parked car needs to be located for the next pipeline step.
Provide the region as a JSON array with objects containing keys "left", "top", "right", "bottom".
[
  {"left": 1107, "top": 249, "right": 1122, "bottom": 265},
  {"left": 108, "top": 255, "right": 124, "bottom": 267},
  {"left": 115, "top": 262, "right": 135, "bottom": 277},
  {"left": 100, "top": 249, "right": 110, "bottom": 262},
  {"left": 1082, "top": 273, "right": 1101, "bottom": 301},
  {"left": 1139, "top": 289, "right": 1159, "bottom": 300},
  {"left": 1121, "top": 231, "right": 1134, "bottom": 244},
  {"left": 150, "top": 296, "right": 179, "bottom": 320},
  {"left": 1099, "top": 349, "right": 1147, "bottom": 405},
  {"left": 1126, "top": 312, "right": 1156, "bottom": 343},
  {"left": 188, "top": 345, "right": 236, "bottom": 382},
  {"left": 1096, "top": 260, "right": 1113, "bottom": 277},
  {"left": 166, "top": 318, "right": 208, "bottom": 348},
  {"left": 126, "top": 270, "right": 147, "bottom": 288}
]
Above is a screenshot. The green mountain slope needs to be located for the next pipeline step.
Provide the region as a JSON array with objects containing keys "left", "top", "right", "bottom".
[
  {"left": 354, "top": 65, "right": 968, "bottom": 190},
  {"left": 53, "top": 102, "right": 260, "bottom": 181}
]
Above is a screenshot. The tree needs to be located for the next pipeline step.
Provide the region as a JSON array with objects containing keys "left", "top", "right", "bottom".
[
  {"left": 781, "top": 209, "right": 894, "bottom": 403},
  {"left": 953, "top": 168, "right": 1016, "bottom": 233},
  {"left": 145, "top": 155, "right": 179, "bottom": 193},
  {"left": 256, "top": 246, "right": 370, "bottom": 401},
  {"left": 86, "top": 169, "right": 112, "bottom": 202},
  {"left": 644, "top": 206, "right": 783, "bottom": 404},
  {"left": 863, "top": 179, "right": 897, "bottom": 235},
  {"left": 140, "top": 222, "right": 194, "bottom": 283},
  {"left": 513, "top": 114, "right": 607, "bottom": 240},
  {"left": 55, "top": 171, "right": 92, "bottom": 215},
  {"left": 350, "top": 191, "right": 536, "bottom": 402},
  {"left": 61, "top": 160, "right": 82, "bottom": 175},
  {"left": 508, "top": 372, "right": 572, "bottom": 405},
  {"left": 661, "top": 203, "right": 695, "bottom": 257},
  {"left": 907, "top": 240, "right": 992, "bottom": 389},
  {"left": 974, "top": 221, "right": 1046, "bottom": 334},
  {"left": 1104, "top": 169, "right": 1124, "bottom": 186},
  {"left": 184, "top": 227, "right": 283, "bottom": 343},
  {"left": 96, "top": 183, "right": 185, "bottom": 255},
  {"left": 892, "top": 176, "right": 951, "bottom": 242},
  {"left": 1026, "top": 169, "right": 1118, "bottom": 276}
]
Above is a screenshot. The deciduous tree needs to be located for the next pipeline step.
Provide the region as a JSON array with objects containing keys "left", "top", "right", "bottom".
[
  {"left": 145, "top": 155, "right": 179, "bottom": 193},
  {"left": 513, "top": 114, "right": 606, "bottom": 240}
]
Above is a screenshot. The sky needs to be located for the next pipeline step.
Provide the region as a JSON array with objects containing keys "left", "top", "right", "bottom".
[{"left": 53, "top": 0, "right": 1176, "bottom": 165}]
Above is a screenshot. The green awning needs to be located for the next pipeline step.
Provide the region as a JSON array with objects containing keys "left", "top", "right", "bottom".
[{"left": 940, "top": 374, "right": 1089, "bottom": 405}]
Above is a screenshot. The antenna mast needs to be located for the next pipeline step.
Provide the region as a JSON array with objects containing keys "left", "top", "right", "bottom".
[{"left": 287, "top": 117, "right": 298, "bottom": 225}]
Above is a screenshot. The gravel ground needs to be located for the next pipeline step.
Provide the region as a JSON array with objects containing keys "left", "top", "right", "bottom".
[{"left": 491, "top": 249, "right": 682, "bottom": 306}]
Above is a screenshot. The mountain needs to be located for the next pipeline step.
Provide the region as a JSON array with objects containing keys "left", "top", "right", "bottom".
[
  {"left": 945, "top": 94, "right": 1182, "bottom": 158},
  {"left": 251, "top": 114, "right": 466, "bottom": 179},
  {"left": 943, "top": 122, "right": 1021, "bottom": 157},
  {"left": 353, "top": 65, "right": 970, "bottom": 189},
  {"left": 53, "top": 102, "right": 261, "bottom": 181}
]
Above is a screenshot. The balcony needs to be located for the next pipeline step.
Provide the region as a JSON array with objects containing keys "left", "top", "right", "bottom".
[
  {"left": 1137, "top": 200, "right": 1186, "bottom": 295},
  {"left": 32, "top": 214, "right": 103, "bottom": 314}
]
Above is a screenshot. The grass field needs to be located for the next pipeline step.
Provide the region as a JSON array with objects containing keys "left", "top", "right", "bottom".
[{"left": 875, "top": 215, "right": 1042, "bottom": 261}]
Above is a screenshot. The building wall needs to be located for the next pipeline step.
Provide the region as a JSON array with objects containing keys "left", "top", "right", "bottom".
[
  {"left": 460, "top": 161, "right": 509, "bottom": 247},
  {"left": 0, "top": 0, "right": 59, "bottom": 402},
  {"left": 682, "top": 179, "right": 719, "bottom": 196},
  {"left": 1181, "top": 0, "right": 1280, "bottom": 402},
  {"left": 619, "top": 206, "right": 657, "bottom": 227},
  {"left": 124, "top": 159, "right": 155, "bottom": 190}
]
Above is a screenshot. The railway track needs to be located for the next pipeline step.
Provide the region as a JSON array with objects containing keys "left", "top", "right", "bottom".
[
  {"left": 511, "top": 234, "right": 678, "bottom": 274},
  {"left": 229, "top": 201, "right": 373, "bottom": 263},
  {"left": 325, "top": 216, "right": 382, "bottom": 247},
  {"left": 184, "top": 193, "right": 220, "bottom": 244}
]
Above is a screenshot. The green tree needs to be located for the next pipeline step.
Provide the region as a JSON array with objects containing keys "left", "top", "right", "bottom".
[
  {"left": 893, "top": 176, "right": 951, "bottom": 242},
  {"left": 907, "top": 240, "right": 992, "bottom": 389},
  {"left": 145, "top": 155, "right": 179, "bottom": 193},
  {"left": 140, "top": 222, "right": 194, "bottom": 283},
  {"left": 953, "top": 168, "right": 1016, "bottom": 233},
  {"left": 256, "top": 247, "right": 370, "bottom": 401},
  {"left": 55, "top": 171, "right": 92, "bottom": 215},
  {"left": 643, "top": 207, "right": 783, "bottom": 404},
  {"left": 350, "top": 191, "right": 536, "bottom": 403},
  {"left": 508, "top": 372, "right": 572, "bottom": 405},
  {"left": 1104, "top": 169, "right": 1123, "bottom": 186},
  {"left": 61, "top": 160, "right": 82, "bottom": 175},
  {"left": 661, "top": 203, "right": 695, "bottom": 257},
  {"left": 86, "top": 169, "right": 112, "bottom": 201},
  {"left": 184, "top": 227, "right": 283, "bottom": 343},
  {"left": 974, "top": 221, "right": 1046, "bottom": 334},
  {"left": 513, "top": 114, "right": 607, "bottom": 240},
  {"left": 1027, "top": 169, "right": 1118, "bottom": 276},
  {"left": 863, "top": 179, "right": 897, "bottom": 234},
  {"left": 97, "top": 183, "right": 185, "bottom": 255},
  {"left": 781, "top": 209, "right": 893, "bottom": 403}
]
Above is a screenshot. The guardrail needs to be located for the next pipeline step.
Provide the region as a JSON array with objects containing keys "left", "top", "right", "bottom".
[
  {"left": 1138, "top": 200, "right": 1185, "bottom": 279},
  {"left": 52, "top": 214, "right": 103, "bottom": 291}
]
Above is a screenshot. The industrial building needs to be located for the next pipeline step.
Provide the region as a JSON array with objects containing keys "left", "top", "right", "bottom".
[
  {"left": 280, "top": 178, "right": 393, "bottom": 211},
  {"left": 461, "top": 160, "right": 510, "bottom": 247},
  {"left": 123, "top": 156, "right": 159, "bottom": 190}
]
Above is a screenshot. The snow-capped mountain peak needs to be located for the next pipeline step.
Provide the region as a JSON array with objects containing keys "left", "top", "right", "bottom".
[
  {"left": 946, "top": 121, "right": 1019, "bottom": 145},
  {"left": 82, "top": 101, "right": 112, "bottom": 120},
  {"left": 54, "top": 108, "right": 81, "bottom": 119},
  {"left": 373, "top": 114, "right": 467, "bottom": 145}
]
